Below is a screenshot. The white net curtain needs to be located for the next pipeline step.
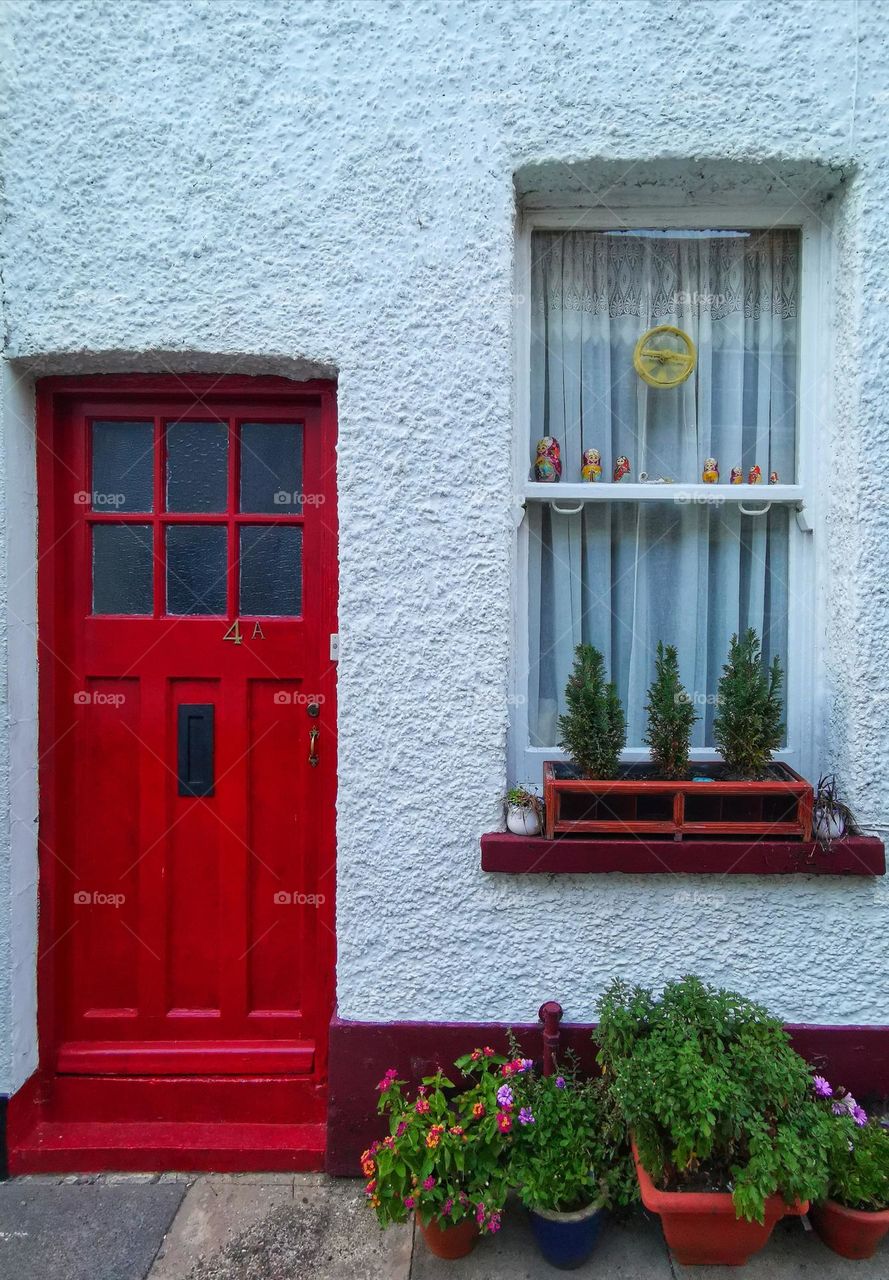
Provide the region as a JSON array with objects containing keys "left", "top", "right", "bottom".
[{"left": 528, "top": 229, "right": 799, "bottom": 749}]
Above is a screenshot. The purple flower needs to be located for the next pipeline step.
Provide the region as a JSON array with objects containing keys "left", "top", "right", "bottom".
[
  {"left": 520, "top": 1058, "right": 533, "bottom": 1072},
  {"left": 519, "top": 1107, "right": 535, "bottom": 1125},
  {"left": 496, "top": 1084, "right": 513, "bottom": 1107},
  {"left": 852, "top": 1105, "right": 869, "bottom": 1127},
  {"left": 555, "top": 1076, "right": 566, "bottom": 1089},
  {"left": 813, "top": 1075, "right": 833, "bottom": 1098},
  {"left": 832, "top": 1101, "right": 846, "bottom": 1116}
]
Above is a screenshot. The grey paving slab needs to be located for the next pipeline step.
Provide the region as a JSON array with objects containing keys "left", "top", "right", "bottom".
[
  {"left": 148, "top": 1175, "right": 412, "bottom": 1280},
  {"left": 670, "top": 1213, "right": 889, "bottom": 1278},
  {"left": 0, "top": 1180, "right": 186, "bottom": 1280},
  {"left": 410, "top": 1205, "right": 674, "bottom": 1279}
]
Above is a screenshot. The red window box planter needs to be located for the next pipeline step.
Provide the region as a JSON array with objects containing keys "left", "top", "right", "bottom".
[{"left": 543, "top": 760, "right": 813, "bottom": 841}]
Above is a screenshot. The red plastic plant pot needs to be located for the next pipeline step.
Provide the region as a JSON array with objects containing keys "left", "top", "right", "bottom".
[
  {"left": 417, "top": 1214, "right": 479, "bottom": 1260},
  {"left": 810, "top": 1198, "right": 889, "bottom": 1260},
  {"left": 631, "top": 1141, "right": 807, "bottom": 1266}
]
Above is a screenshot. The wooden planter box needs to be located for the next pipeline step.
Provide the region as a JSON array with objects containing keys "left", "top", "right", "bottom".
[{"left": 543, "top": 761, "right": 813, "bottom": 842}]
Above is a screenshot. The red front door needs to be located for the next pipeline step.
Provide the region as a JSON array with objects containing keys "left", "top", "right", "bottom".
[{"left": 37, "top": 377, "right": 337, "bottom": 1087}]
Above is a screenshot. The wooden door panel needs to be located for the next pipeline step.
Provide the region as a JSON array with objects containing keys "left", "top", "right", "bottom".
[{"left": 37, "top": 378, "right": 337, "bottom": 1083}]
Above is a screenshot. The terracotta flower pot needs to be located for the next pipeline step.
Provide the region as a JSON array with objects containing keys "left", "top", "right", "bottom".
[
  {"left": 417, "top": 1213, "right": 479, "bottom": 1259},
  {"left": 810, "top": 1197, "right": 889, "bottom": 1259},
  {"left": 632, "top": 1140, "right": 807, "bottom": 1266}
]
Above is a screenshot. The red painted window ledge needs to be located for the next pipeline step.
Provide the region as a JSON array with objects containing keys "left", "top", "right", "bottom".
[{"left": 480, "top": 833, "right": 885, "bottom": 876}]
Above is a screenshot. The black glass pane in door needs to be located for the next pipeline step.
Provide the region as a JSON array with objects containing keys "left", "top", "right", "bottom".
[
  {"left": 92, "top": 524, "right": 154, "bottom": 614},
  {"left": 166, "top": 421, "right": 229, "bottom": 512},
  {"left": 166, "top": 525, "right": 227, "bottom": 615},
  {"left": 91, "top": 421, "right": 154, "bottom": 512},
  {"left": 239, "top": 423, "right": 303, "bottom": 512},
  {"left": 239, "top": 525, "right": 302, "bottom": 616}
]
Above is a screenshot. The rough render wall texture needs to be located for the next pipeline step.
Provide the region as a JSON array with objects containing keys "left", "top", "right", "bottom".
[{"left": 0, "top": 0, "right": 887, "bottom": 1072}]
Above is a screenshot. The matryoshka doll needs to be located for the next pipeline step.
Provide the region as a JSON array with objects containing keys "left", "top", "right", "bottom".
[
  {"left": 702, "top": 457, "right": 719, "bottom": 484},
  {"left": 613, "top": 455, "right": 631, "bottom": 483},
  {"left": 729, "top": 466, "right": 743, "bottom": 485},
  {"left": 748, "top": 464, "right": 763, "bottom": 485},
  {"left": 534, "top": 436, "right": 562, "bottom": 483},
  {"left": 769, "top": 470, "right": 779, "bottom": 485},
  {"left": 581, "top": 447, "right": 602, "bottom": 482}
]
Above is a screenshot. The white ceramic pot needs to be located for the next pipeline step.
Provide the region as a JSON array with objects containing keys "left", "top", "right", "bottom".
[
  {"left": 814, "top": 809, "right": 845, "bottom": 843},
  {"left": 506, "top": 804, "right": 541, "bottom": 836}
]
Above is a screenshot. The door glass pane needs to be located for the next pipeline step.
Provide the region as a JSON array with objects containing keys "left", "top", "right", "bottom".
[
  {"left": 91, "top": 421, "right": 154, "bottom": 512},
  {"left": 239, "top": 423, "right": 303, "bottom": 513},
  {"left": 166, "top": 420, "right": 229, "bottom": 512},
  {"left": 92, "top": 524, "right": 154, "bottom": 614},
  {"left": 239, "top": 525, "right": 302, "bottom": 616},
  {"left": 166, "top": 525, "right": 227, "bottom": 615}
]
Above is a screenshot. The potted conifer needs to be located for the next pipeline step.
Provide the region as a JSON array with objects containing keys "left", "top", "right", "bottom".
[
  {"left": 558, "top": 644, "right": 626, "bottom": 778},
  {"left": 713, "top": 628, "right": 784, "bottom": 779},
  {"left": 644, "top": 642, "right": 697, "bottom": 779}
]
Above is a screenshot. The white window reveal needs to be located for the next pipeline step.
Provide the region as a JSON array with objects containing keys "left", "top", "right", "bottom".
[{"left": 513, "top": 214, "right": 821, "bottom": 786}]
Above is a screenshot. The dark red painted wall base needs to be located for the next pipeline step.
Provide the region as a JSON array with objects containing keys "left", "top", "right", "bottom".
[
  {"left": 481, "top": 833, "right": 886, "bottom": 876},
  {"left": 325, "top": 1014, "right": 889, "bottom": 1176}
]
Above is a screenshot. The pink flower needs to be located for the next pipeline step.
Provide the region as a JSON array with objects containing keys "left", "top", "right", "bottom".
[
  {"left": 422, "top": 1176, "right": 435, "bottom": 1190},
  {"left": 496, "top": 1110, "right": 512, "bottom": 1133},
  {"left": 443, "top": 1197, "right": 454, "bottom": 1216},
  {"left": 416, "top": 1097, "right": 430, "bottom": 1114},
  {"left": 488, "top": 1211, "right": 502, "bottom": 1233},
  {"left": 475, "top": 1202, "right": 486, "bottom": 1225},
  {"left": 396, "top": 1121, "right": 407, "bottom": 1136},
  {"left": 403, "top": 1195, "right": 415, "bottom": 1209},
  {"left": 483, "top": 1046, "right": 495, "bottom": 1056},
  {"left": 377, "top": 1067, "right": 398, "bottom": 1092}
]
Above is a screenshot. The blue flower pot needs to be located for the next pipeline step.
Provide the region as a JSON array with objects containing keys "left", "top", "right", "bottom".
[{"left": 528, "top": 1203, "right": 605, "bottom": 1270}]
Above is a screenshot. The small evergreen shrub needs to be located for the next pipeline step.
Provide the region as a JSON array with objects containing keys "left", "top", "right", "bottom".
[
  {"left": 644, "top": 642, "right": 698, "bottom": 779},
  {"left": 558, "top": 644, "right": 626, "bottom": 778},
  {"left": 713, "top": 628, "right": 784, "bottom": 778},
  {"left": 594, "top": 976, "right": 832, "bottom": 1223}
]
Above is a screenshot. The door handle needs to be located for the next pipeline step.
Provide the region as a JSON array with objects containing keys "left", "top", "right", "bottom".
[{"left": 309, "top": 726, "right": 319, "bottom": 768}]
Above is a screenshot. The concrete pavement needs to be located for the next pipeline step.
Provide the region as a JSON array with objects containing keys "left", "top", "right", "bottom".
[{"left": 0, "top": 1173, "right": 886, "bottom": 1279}]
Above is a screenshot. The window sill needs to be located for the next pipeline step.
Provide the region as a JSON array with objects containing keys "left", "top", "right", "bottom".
[{"left": 480, "top": 833, "right": 885, "bottom": 876}]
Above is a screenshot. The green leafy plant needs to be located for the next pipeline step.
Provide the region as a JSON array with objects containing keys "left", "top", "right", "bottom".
[
  {"left": 644, "top": 642, "right": 698, "bottom": 779},
  {"left": 559, "top": 644, "right": 626, "bottom": 778},
  {"left": 811, "top": 1077, "right": 889, "bottom": 1211},
  {"left": 594, "top": 976, "right": 832, "bottom": 1223},
  {"left": 713, "top": 628, "right": 784, "bottom": 778},
  {"left": 504, "top": 787, "right": 543, "bottom": 816},
  {"left": 506, "top": 1045, "right": 636, "bottom": 1213},
  {"left": 362, "top": 1050, "right": 511, "bottom": 1232}
]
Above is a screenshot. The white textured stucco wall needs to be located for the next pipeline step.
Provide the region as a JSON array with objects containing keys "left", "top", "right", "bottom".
[{"left": 0, "top": 0, "right": 888, "bottom": 1080}]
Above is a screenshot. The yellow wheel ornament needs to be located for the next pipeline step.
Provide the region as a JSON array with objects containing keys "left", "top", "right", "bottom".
[{"left": 633, "top": 324, "right": 697, "bottom": 388}]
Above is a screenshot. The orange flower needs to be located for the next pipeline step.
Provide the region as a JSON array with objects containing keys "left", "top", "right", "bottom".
[{"left": 472, "top": 1102, "right": 485, "bottom": 1119}]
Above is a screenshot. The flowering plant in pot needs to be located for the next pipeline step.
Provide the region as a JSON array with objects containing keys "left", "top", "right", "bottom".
[
  {"left": 506, "top": 1048, "right": 635, "bottom": 1270},
  {"left": 808, "top": 1076, "right": 889, "bottom": 1258},
  {"left": 594, "top": 976, "right": 832, "bottom": 1265},
  {"left": 503, "top": 786, "right": 543, "bottom": 837},
  {"left": 361, "top": 1051, "right": 510, "bottom": 1259}
]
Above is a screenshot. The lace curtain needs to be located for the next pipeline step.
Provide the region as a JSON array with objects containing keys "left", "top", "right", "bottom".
[{"left": 528, "top": 229, "right": 798, "bottom": 749}]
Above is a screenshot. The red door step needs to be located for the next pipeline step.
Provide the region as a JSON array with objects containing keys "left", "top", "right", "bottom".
[{"left": 9, "top": 1120, "right": 326, "bottom": 1175}]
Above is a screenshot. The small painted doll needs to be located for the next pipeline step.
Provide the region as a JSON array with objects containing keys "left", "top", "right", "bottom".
[
  {"left": 768, "top": 470, "right": 779, "bottom": 485},
  {"left": 533, "top": 436, "right": 562, "bottom": 483},
  {"left": 730, "top": 466, "right": 743, "bottom": 485},
  {"left": 613, "top": 455, "right": 631, "bottom": 483},
  {"left": 702, "top": 457, "right": 719, "bottom": 484},
  {"left": 581, "top": 447, "right": 602, "bottom": 482},
  {"left": 748, "top": 464, "right": 763, "bottom": 485}
]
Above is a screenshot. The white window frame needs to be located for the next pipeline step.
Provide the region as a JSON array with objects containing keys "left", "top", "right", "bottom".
[{"left": 510, "top": 203, "right": 830, "bottom": 790}]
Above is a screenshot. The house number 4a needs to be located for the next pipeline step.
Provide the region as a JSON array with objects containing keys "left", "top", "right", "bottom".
[{"left": 222, "top": 620, "right": 265, "bottom": 644}]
